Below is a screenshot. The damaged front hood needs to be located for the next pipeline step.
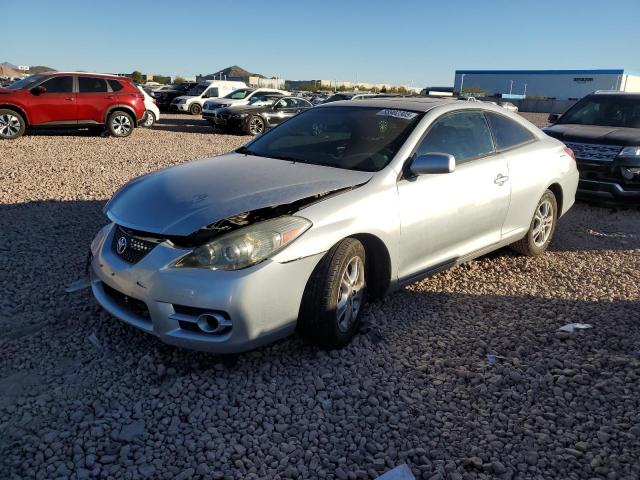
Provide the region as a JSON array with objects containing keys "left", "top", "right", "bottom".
[{"left": 105, "top": 152, "right": 372, "bottom": 235}]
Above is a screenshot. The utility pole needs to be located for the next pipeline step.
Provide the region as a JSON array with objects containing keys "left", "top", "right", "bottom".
[
  {"left": 460, "top": 73, "right": 465, "bottom": 95},
  {"left": 509, "top": 79, "right": 514, "bottom": 95},
  {"left": 523, "top": 83, "right": 527, "bottom": 96}
]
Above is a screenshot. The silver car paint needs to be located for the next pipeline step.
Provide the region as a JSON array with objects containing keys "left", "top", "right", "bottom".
[
  {"left": 105, "top": 154, "right": 372, "bottom": 235},
  {"left": 92, "top": 99, "right": 579, "bottom": 352}
]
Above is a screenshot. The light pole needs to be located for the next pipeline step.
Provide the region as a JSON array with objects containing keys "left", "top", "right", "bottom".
[
  {"left": 509, "top": 79, "right": 514, "bottom": 95},
  {"left": 523, "top": 83, "right": 527, "bottom": 96},
  {"left": 459, "top": 73, "right": 465, "bottom": 95}
]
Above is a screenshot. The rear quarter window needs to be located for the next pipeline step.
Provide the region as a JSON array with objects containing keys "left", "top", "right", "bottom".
[
  {"left": 485, "top": 112, "right": 535, "bottom": 151},
  {"left": 107, "top": 80, "right": 123, "bottom": 92}
]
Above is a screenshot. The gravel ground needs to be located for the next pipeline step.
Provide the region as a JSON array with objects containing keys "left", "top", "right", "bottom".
[{"left": 1, "top": 113, "right": 639, "bottom": 480}]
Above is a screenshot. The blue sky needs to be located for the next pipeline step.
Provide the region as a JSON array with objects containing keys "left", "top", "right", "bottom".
[{"left": 4, "top": 0, "right": 639, "bottom": 87}]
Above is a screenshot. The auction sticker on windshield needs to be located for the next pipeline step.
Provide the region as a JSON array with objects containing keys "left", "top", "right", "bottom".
[{"left": 376, "top": 109, "right": 418, "bottom": 120}]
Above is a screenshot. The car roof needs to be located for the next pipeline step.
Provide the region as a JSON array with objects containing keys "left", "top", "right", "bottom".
[
  {"left": 49, "top": 71, "right": 128, "bottom": 80},
  {"left": 318, "top": 96, "right": 457, "bottom": 112},
  {"left": 591, "top": 90, "right": 640, "bottom": 99}
]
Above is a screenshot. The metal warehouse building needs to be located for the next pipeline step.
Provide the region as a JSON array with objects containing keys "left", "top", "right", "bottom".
[{"left": 454, "top": 69, "right": 640, "bottom": 100}]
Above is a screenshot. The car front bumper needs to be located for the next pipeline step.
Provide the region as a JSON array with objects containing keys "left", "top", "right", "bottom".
[
  {"left": 90, "top": 223, "right": 324, "bottom": 353},
  {"left": 170, "top": 103, "right": 189, "bottom": 112},
  {"left": 576, "top": 161, "right": 640, "bottom": 205}
]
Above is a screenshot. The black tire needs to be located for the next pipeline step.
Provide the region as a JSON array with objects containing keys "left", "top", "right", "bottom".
[
  {"left": 511, "top": 189, "right": 558, "bottom": 256},
  {"left": 246, "top": 115, "right": 265, "bottom": 136},
  {"left": 299, "top": 238, "right": 366, "bottom": 349},
  {"left": 189, "top": 103, "right": 202, "bottom": 115},
  {"left": 142, "top": 111, "right": 155, "bottom": 128},
  {"left": 107, "top": 111, "right": 134, "bottom": 138},
  {"left": 0, "top": 109, "right": 26, "bottom": 140}
]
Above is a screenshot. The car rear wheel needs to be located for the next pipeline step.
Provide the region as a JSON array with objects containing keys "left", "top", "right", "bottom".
[
  {"left": 142, "top": 111, "right": 156, "bottom": 128},
  {"left": 511, "top": 189, "right": 558, "bottom": 256},
  {"left": 0, "top": 109, "right": 26, "bottom": 140},
  {"left": 108, "top": 111, "right": 134, "bottom": 137},
  {"left": 299, "top": 238, "right": 366, "bottom": 349},
  {"left": 247, "top": 115, "right": 265, "bottom": 136},
  {"left": 189, "top": 103, "right": 202, "bottom": 115}
]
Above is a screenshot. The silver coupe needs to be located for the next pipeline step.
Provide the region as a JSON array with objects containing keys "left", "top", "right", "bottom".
[{"left": 90, "top": 98, "right": 578, "bottom": 352}]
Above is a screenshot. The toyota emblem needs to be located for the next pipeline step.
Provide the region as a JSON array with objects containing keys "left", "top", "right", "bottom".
[{"left": 116, "top": 236, "right": 128, "bottom": 254}]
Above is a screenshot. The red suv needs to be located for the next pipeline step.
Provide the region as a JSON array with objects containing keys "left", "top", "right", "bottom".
[{"left": 0, "top": 72, "right": 146, "bottom": 139}]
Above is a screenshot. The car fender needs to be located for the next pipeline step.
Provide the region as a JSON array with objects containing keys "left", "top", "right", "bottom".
[
  {"left": 104, "top": 104, "right": 139, "bottom": 126},
  {"left": 0, "top": 102, "right": 30, "bottom": 125}
]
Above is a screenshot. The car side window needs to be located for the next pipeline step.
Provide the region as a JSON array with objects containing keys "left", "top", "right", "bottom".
[
  {"left": 416, "top": 111, "right": 495, "bottom": 163},
  {"left": 78, "top": 77, "right": 108, "bottom": 93},
  {"left": 485, "top": 112, "right": 535, "bottom": 151},
  {"left": 206, "top": 87, "right": 219, "bottom": 98},
  {"left": 107, "top": 80, "right": 123, "bottom": 92},
  {"left": 40, "top": 76, "right": 73, "bottom": 93}
]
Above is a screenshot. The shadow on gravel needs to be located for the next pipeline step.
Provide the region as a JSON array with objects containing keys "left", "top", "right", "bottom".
[
  {"left": 152, "top": 116, "right": 215, "bottom": 134},
  {"left": 26, "top": 127, "right": 105, "bottom": 137},
  {"left": 549, "top": 203, "right": 640, "bottom": 252}
]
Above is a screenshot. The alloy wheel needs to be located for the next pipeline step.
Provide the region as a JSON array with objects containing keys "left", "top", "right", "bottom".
[
  {"left": 143, "top": 112, "right": 155, "bottom": 127},
  {"left": 532, "top": 199, "right": 554, "bottom": 247},
  {"left": 112, "top": 115, "right": 132, "bottom": 136},
  {"left": 336, "top": 256, "right": 365, "bottom": 332},
  {"left": 249, "top": 117, "right": 265, "bottom": 135},
  {"left": 0, "top": 113, "right": 21, "bottom": 138}
]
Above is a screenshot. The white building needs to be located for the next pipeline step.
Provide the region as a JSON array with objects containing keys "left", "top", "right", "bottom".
[
  {"left": 17, "top": 65, "right": 30, "bottom": 71},
  {"left": 454, "top": 69, "right": 640, "bottom": 100}
]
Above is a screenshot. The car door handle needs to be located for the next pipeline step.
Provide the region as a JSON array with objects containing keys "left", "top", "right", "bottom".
[
  {"left": 494, "top": 174, "right": 509, "bottom": 185},
  {"left": 105, "top": 95, "right": 115, "bottom": 99},
  {"left": 64, "top": 97, "right": 75, "bottom": 101}
]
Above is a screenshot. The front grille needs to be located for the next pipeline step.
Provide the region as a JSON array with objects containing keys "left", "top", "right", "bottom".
[
  {"left": 102, "top": 283, "right": 151, "bottom": 321},
  {"left": 111, "top": 226, "right": 160, "bottom": 264},
  {"left": 565, "top": 142, "right": 622, "bottom": 162}
]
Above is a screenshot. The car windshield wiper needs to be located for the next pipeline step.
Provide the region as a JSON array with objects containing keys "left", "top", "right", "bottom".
[{"left": 269, "top": 154, "right": 311, "bottom": 164}]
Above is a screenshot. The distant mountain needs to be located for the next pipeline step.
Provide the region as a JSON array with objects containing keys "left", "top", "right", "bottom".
[
  {"left": 202, "top": 65, "right": 264, "bottom": 81},
  {"left": 28, "top": 65, "right": 57, "bottom": 74},
  {"left": 0, "top": 62, "right": 57, "bottom": 77}
]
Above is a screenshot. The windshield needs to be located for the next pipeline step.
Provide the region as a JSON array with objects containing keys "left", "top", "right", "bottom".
[
  {"left": 186, "top": 83, "right": 208, "bottom": 96},
  {"left": 238, "top": 106, "right": 423, "bottom": 172},
  {"left": 248, "top": 95, "right": 280, "bottom": 106},
  {"left": 5, "top": 74, "right": 47, "bottom": 90},
  {"left": 224, "top": 88, "right": 253, "bottom": 100},
  {"left": 558, "top": 96, "right": 640, "bottom": 128}
]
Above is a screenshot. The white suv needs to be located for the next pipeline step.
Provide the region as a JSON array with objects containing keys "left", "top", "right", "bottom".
[
  {"left": 202, "top": 88, "right": 289, "bottom": 117},
  {"left": 171, "top": 80, "right": 247, "bottom": 115}
]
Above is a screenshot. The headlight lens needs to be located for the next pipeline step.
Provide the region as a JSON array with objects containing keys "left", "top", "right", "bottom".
[
  {"left": 618, "top": 146, "right": 640, "bottom": 157},
  {"left": 231, "top": 113, "right": 248, "bottom": 119},
  {"left": 174, "top": 216, "right": 312, "bottom": 270}
]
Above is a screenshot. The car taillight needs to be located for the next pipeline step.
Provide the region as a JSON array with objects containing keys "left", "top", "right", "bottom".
[{"left": 563, "top": 146, "right": 575, "bottom": 161}]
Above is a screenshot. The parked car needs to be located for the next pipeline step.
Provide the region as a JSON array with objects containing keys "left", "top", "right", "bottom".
[
  {"left": 137, "top": 86, "right": 161, "bottom": 128},
  {"left": 171, "top": 80, "right": 247, "bottom": 115},
  {"left": 205, "top": 95, "right": 312, "bottom": 135},
  {"left": 0, "top": 72, "right": 146, "bottom": 139},
  {"left": 89, "top": 98, "right": 578, "bottom": 353},
  {"left": 544, "top": 91, "right": 640, "bottom": 205},
  {"left": 152, "top": 82, "right": 198, "bottom": 111},
  {"left": 499, "top": 101, "right": 519, "bottom": 112},
  {"left": 201, "top": 88, "right": 289, "bottom": 115}
]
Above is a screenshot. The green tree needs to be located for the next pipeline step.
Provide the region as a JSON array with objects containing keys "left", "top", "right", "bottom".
[
  {"left": 131, "top": 70, "right": 143, "bottom": 84},
  {"left": 380, "top": 86, "right": 387, "bottom": 93},
  {"left": 173, "top": 76, "right": 186, "bottom": 84}
]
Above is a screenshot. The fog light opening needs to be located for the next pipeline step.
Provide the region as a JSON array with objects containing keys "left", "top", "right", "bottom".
[{"left": 196, "top": 313, "right": 225, "bottom": 333}]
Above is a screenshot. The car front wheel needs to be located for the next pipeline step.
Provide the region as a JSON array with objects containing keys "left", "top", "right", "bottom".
[
  {"left": 189, "top": 103, "right": 202, "bottom": 115},
  {"left": 299, "top": 238, "right": 366, "bottom": 349},
  {"left": 511, "top": 189, "right": 558, "bottom": 256},
  {"left": 108, "top": 111, "right": 134, "bottom": 137},
  {"left": 246, "top": 115, "right": 265, "bottom": 136},
  {"left": 0, "top": 109, "right": 26, "bottom": 140}
]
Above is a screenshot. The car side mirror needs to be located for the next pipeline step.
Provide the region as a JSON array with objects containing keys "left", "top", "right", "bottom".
[
  {"left": 410, "top": 153, "right": 455, "bottom": 175},
  {"left": 31, "top": 86, "right": 46, "bottom": 95},
  {"left": 548, "top": 113, "right": 561, "bottom": 123}
]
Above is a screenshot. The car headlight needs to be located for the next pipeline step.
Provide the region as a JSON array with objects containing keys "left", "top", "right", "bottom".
[
  {"left": 175, "top": 99, "right": 186, "bottom": 104},
  {"left": 231, "top": 113, "right": 248, "bottom": 119},
  {"left": 173, "top": 216, "right": 312, "bottom": 270},
  {"left": 90, "top": 224, "right": 110, "bottom": 255},
  {"left": 618, "top": 146, "right": 640, "bottom": 158}
]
